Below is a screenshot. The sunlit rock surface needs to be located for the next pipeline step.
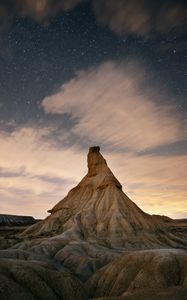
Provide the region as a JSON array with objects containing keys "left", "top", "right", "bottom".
[
  {"left": 0, "top": 147, "right": 187, "bottom": 299},
  {"left": 21, "top": 146, "right": 187, "bottom": 250}
]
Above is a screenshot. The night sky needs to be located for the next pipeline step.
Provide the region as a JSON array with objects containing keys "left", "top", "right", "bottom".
[{"left": 0, "top": 0, "right": 187, "bottom": 219}]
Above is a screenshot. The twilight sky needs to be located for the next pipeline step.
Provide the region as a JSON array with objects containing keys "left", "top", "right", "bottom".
[{"left": 0, "top": 0, "right": 187, "bottom": 219}]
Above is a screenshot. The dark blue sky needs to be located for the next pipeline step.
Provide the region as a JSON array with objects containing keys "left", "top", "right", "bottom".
[{"left": 0, "top": 1, "right": 186, "bottom": 124}]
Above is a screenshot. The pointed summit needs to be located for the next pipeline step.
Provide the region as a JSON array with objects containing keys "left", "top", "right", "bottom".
[
  {"left": 85, "top": 146, "right": 122, "bottom": 189},
  {"left": 47, "top": 147, "right": 122, "bottom": 216},
  {"left": 22, "top": 147, "right": 187, "bottom": 250},
  {"left": 87, "top": 146, "right": 105, "bottom": 176}
]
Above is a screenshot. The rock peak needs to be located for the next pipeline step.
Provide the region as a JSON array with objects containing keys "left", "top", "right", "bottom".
[
  {"left": 87, "top": 146, "right": 107, "bottom": 176},
  {"left": 86, "top": 146, "right": 122, "bottom": 189},
  {"left": 89, "top": 146, "right": 100, "bottom": 153},
  {"left": 22, "top": 146, "right": 187, "bottom": 253}
]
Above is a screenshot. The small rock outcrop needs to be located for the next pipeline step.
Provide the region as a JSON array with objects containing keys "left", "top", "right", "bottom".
[{"left": 0, "top": 214, "right": 36, "bottom": 226}]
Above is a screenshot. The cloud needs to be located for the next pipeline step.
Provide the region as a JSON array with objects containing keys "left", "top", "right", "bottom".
[
  {"left": 16, "top": 0, "right": 83, "bottom": 21},
  {"left": 0, "top": 121, "right": 186, "bottom": 219},
  {"left": 106, "top": 151, "right": 187, "bottom": 219},
  {"left": 0, "top": 0, "right": 186, "bottom": 41},
  {"left": 0, "top": 125, "right": 86, "bottom": 218},
  {"left": 0, "top": 173, "right": 75, "bottom": 218},
  {"left": 0, "top": 60, "right": 186, "bottom": 218},
  {"left": 0, "top": 126, "right": 86, "bottom": 178},
  {"left": 92, "top": 0, "right": 187, "bottom": 36},
  {"left": 42, "top": 61, "right": 186, "bottom": 151},
  {"left": 0, "top": 0, "right": 82, "bottom": 22},
  {"left": 41, "top": 61, "right": 187, "bottom": 218},
  {"left": 0, "top": 0, "right": 82, "bottom": 23},
  {"left": 156, "top": 1, "right": 187, "bottom": 33},
  {"left": 92, "top": 0, "right": 151, "bottom": 36},
  {"left": 0, "top": 0, "right": 82, "bottom": 50}
]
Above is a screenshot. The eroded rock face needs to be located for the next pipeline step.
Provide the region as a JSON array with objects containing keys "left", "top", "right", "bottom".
[
  {"left": 21, "top": 147, "right": 187, "bottom": 250},
  {"left": 91, "top": 286, "right": 187, "bottom": 300},
  {"left": 86, "top": 249, "right": 187, "bottom": 299},
  {"left": 0, "top": 260, "right": 88, "bottom": 300},
  {"left": 0, "top": 214, "right": 37, "bottom": 250},
  {"left": 0, "top": 147, "right": 187, "bottom": 300}
]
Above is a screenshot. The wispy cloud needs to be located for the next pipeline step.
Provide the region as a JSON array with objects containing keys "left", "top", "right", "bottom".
[
  {"left": 107, "top": 151, "right": 187, "bottom": 218},
  {"left": 0, "top": 126, "right": 85, "bottom": 179},
  {"left": 40, "top": 60, "right": 187, "bottom": 219},
  {"left": 0, "top": 61, "right": 186, "bottom": 218},
  {"left": 0, "top": 0, "right": 82, "bottom": 53},
  {"left": 0, "top": 0, "right": 82, "bottom": 23},
  {"left": 0, "top": 125, "right": 86, "bottom": 217},
  {"left": 0, "top": 0, "right": 186, "bottom": 40},
  {"left": 92, "top": 0, "right": 187, "bottom": 36},
  {"left": 0, "top": 121, "right": 186, "bottom": 218},
  {"left": 42, "top": 61, "right": 186, "bottom": 151},
  {"left": 0, "top": 174, "right": 75, "bottom": 217}
]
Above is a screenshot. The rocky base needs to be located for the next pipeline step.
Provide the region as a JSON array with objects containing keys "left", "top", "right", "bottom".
[{"left": 0, "top": 148, "right": 186, "bottom": 299}]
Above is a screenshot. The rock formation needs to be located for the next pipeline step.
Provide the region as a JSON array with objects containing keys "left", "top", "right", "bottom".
[
  {"left": 0, "top": 259, "right": 87, "bottom": 300},
  {"left": 22, "top": 146, "right": 187, "bottom": 250},
  {"left": 0, "top": 214, "right": 36, "bottom": 226},
  {"left": 87, "top": 249, "right": 187, "bottom": 299},
  {"left": 0, "top": 214, "right": 38, "bottom": 250},
  {"left": 0, "top": 146, "right": 187, "bottom": 300}
]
